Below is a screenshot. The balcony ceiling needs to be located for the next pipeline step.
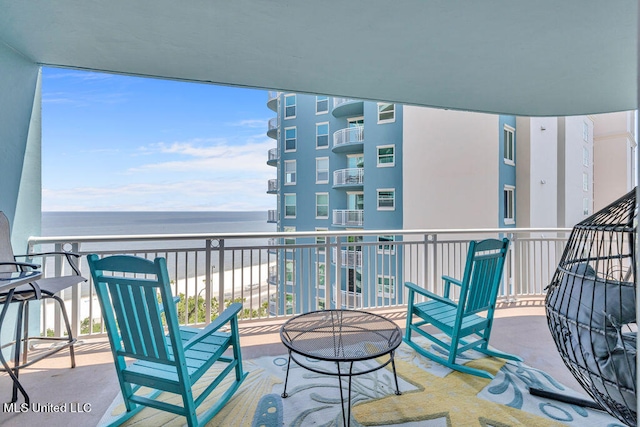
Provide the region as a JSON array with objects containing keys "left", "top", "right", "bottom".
[{"left": 0, "top": 0, "right": 636, "bottom": 116}]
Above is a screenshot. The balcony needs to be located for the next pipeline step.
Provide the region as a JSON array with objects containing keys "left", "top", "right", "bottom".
[
  {"left": 267, "top": 117, "right": 278, "bottom": 139},
  {"left": 266, "top": 147, "right": 278, "bottom": 166},
  {"left": 333, "top": 209, "right": 364, "bottom": 227},
  {"left": 267, "top": 178, "right": 278, "bottom": 194},
  {"left": 267, "top": 209, "right": 278, "bottom": 223},
  {"left": 333, "top": 168, "right": 364, "bottom": 188},
  {"left": 267, "top": 91, "right": 279, "bottom": 112},
  {"left": 332, "top": 98, "right": 364, "bottom": 118},
  {"left": 332, "top": 127, "right": 364, "bottom": 153},
  {"left": 267, "top": 264, "right": 278, "bottom": 283},
  {"left": 1, "top": 228, "right": 586, "bottom": 426},
  {"left": 331, "top": 247, "right": 363, "bottom": 267}
]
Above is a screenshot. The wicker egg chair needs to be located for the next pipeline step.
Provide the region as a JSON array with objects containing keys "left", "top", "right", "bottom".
[{"left": 546, "top": 188, "right": 637, "bottom": 426}]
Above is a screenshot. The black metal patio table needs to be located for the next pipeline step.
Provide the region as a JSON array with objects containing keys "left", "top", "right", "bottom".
[{"left": 280, "top": 309, "right": 403, "bottom": 426}]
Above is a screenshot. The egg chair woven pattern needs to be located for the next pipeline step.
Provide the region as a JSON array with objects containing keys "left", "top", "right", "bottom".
[{"left": 546, "top": 188, "right": 637, "bottom": 426}]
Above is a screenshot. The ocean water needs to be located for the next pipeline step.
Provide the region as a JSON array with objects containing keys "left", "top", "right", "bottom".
[
  {"left": 40, "top": 211, "right": 277, "bottom": 274},
  {"left": 42, "top": 211, "right": 275, "bottom": 237}
]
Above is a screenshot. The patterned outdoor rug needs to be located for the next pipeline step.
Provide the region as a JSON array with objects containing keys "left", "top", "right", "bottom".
[{"left": 98, "top": 337, "right": 625, "bottom": 427}]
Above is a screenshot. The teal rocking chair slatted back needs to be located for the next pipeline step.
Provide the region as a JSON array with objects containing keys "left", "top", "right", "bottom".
[
  {"left": 88, "top": 254, "right": 247, "bottom": 427},
  {"left": 91, "top": 255, "right": 177, "bottom": 364},
  {"left": 404, "top": 238, "right": 522, "bottom": 379},
  {"left": 458, "top": 239, "right": 510, "bottom": 317}
]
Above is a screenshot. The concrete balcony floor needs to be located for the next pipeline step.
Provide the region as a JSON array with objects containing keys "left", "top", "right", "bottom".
[{"left": 1, "top": 299, "right": 587, "bottom": 427}]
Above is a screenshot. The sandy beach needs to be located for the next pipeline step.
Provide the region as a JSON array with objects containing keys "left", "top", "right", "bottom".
[{"left": 40, "top": 261, "right": 277, "bottom": 329}]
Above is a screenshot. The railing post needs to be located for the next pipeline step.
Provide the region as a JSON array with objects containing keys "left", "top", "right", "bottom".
[
  {"left": 218, "top": 239, "right": 225, "bottom": 315},
  {"left": 508, "top": 232, "right": 517, "bottom": 302},
  {"left": 70, "top": 242, "right": 80, "bottom": 339},
  {"left": 335, "top": 236, "right": 342, "bottom": 309},
  {"left": 205, "top": 239, "right": 212, "bottom": 324},
  {"left": 424, "top": 233, "right": 437, "bottom": 292},
  {"left": 53, "top": 242, "right": 63, "bottom": 337}
]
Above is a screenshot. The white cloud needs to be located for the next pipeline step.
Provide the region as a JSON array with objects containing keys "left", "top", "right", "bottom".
[
  {"left": 228, "top": 119, "right": 269, "bottom": 128},
  {"left": 130, "top": 139, "right": 275, "bottom": 174},
  {"left": 43, "top": 177, "right": 275, "bottom": 212}
]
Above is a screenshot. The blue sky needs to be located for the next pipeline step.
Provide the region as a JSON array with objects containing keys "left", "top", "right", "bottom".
[{"left": 42, "top": 67, "right": 275, "bottom": 211}]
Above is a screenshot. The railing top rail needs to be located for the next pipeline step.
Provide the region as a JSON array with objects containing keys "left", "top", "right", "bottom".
[{"left": 28, "top": 227, "right": 573, "bottom": 245}]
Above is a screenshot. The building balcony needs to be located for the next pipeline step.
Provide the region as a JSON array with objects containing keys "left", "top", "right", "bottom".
[
  {"left": 267, "top": 179, "right": 278, "bottom": 194},
  {"left": 267, "top": 209, "right": 278, "bottom": 223},
  {"left": 332, "top": 209, "right": 364, "bottom": 227},
  {"left": 331, "top": 247, "right": 363, "bottom": 267},
  {"left": 267, "top": 91, "right": 279, "bottom": 112},
  {"left": 332, "top": 127, "right": 364, "bottom": 153},
  {"left": 267, "top": 147, "right": 278, "bottom": 166},
  {"left": 333, "top": 168, "right": 364, "bottom": 188},
  {"left": 3, "top": 227, "right": 584, "bottom": 427},
  {"left": 267, "top": 117, "right": 278, "bottom": 139},
  {"left": 332, "top": 98, "right": 364, "bottom": 118},
  {"left": 267, "top": 264, "right": 278, "bottom": 283},
  {"left": 332, "top": 287, "right": 363, "bottom": 309}
]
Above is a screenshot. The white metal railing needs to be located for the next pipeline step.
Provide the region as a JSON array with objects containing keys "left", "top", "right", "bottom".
[
  {"left": 267, "top": 91, "right": 280, "bottom": 103},
  {"left": 267, "top": 179, "right": 278, "bottom": 193},
  {"left": 333, "top": 97, "right": 355, "bottom": 108},
  {"left": 267, "top": 147, "right": 278, "bottom": 163},
  {"left": 332, "top": 247, "right": 363, "bottom": 267},
  {"left": 333, "top": 209, "right": 364, "bottom": 227},
  {"left": 26, "top": 227, "right": 571, "bottom": 339},
  {"left": 334, "top": 168, "right": 364, "bottom": 186},
  {"left": 267, "top": 209, "right": 278, "bottom": 223},
  {"left": 268, "top": 117, "right": 278, "bottom": 132},
  {"left": 333, "top": 127, "right": 364, "bottom": 148}
]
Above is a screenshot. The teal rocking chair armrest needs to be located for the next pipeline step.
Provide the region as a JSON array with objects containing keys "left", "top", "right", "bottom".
[
  {"left": 405, "top": 281, "right": 456, "bottom": 306},
  {"left": 442, "top": 275, "right": 463, "bottom": 298},
  {"left": 158, "top": 296, "right": 181, "bottom": 315},
  {"left": 183, "top": 302, "right": 242, "bottom": 350}
]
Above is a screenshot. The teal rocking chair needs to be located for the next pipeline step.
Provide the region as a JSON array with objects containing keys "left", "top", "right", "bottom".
[
  {"left": 87, "top": 254, "right": 247, "bottom": 427},
  {"left": 404, "top": 238, "right": 522, "bottom": 379}
]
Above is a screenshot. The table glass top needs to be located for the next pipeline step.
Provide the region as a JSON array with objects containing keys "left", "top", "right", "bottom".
[{"left": 280, "top": 309, "right": 402, "bottom": 362}]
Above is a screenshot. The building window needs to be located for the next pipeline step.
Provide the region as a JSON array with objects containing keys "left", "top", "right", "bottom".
[
  {"left": 285, "top": 261, "right": 294, "bottom": 284},
  {"left": 583, "top": 198, "right": 589, "bottom": 216},
  {"left": 504, "top": 185, "right": 515, "bottom": 225},
  {"left": 284, "top": 160, "right": 296, "bottom": 185},
  {"left": 377, "top": 189, "right": 395, "bottom": 210},
  {"left": 316, "top": 96, "right": 329, "bottom": 114},
  {"left": 285, "top": 127, "right": 296, "bottom": 152},
  {"left": 583, "top": 122, "right": 589, "bottom": 141},
  {"left": 284, "top": 226, "right": 296, "bottom": 245},
  {"left": 284, "top": 194, "right": 296, "bottom": 218},
  {"left": 284, "top": 94, "right": 296, "bottom": 119},
  {"left": 377, "top": 276, "right": 395, "bottom": 298},
  {"left": 377, "top": 145, "right": 395, "bottom": 167},
  {"left": 316, "top": 193, "right": 329, "bottom": 219},
  {"left": 316, "top": 157, "right": 329, "bottom": 183},
  {"left": 378, "top": 235, "right": 395, "bottom": 254},
  {"left": 316, "top": 227, "right": 328, "bottom": 253},
  {"left": 504, "top": 125, "right": 515, "bottom": 165},
  {"left": 583, "top": 173, "right": 589, "bottom": 191},
  {"left": 317, "top": 262, "right": 326, "bottom": 289},
  {"left": 316, "top": 122, "right": 329, "bottom": 148},
  {"left": 378, "top": 103, "right": 395, "bottom": 123},
  {"left": 583, "top": 147, "right": 589, "bottom": 166}
]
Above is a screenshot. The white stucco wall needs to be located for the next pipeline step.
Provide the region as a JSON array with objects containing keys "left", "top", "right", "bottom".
[
  {"left": 516, "top": 117, "right": 558, "bottom": 228},
  {"left": 559, "top": 116, "right": 593, "bottom": 227},
  {"left": 593, "top": 111, "right": 637, "bottom": 211},
  {"left": 0, "top": 42, "right": 41, "bottom": 249},
  {"left": 403, "top": 107, "right": 499, "bottom": 230}
]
